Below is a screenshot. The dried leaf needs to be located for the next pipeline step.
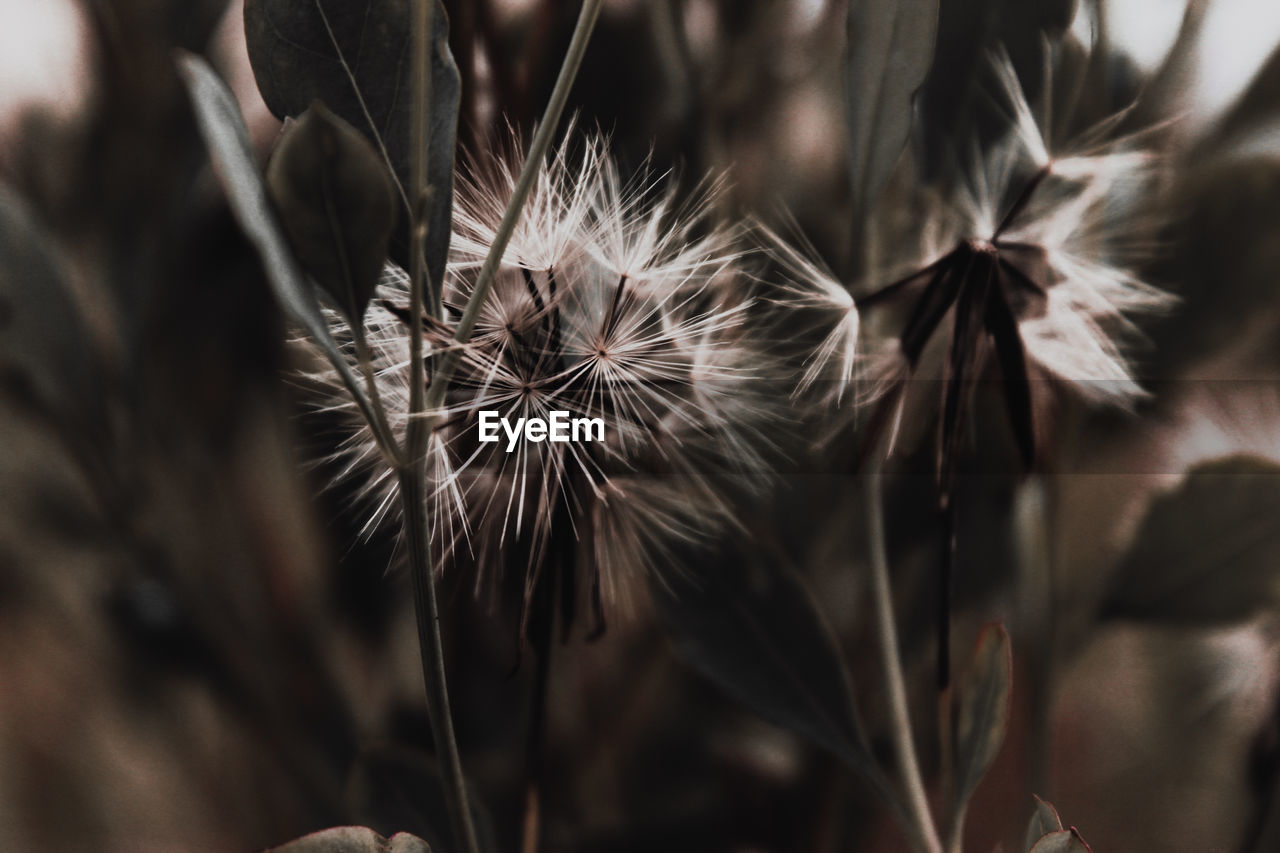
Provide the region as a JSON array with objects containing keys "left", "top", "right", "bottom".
[
  {"left": 1024, "top": 795, "right": 1064, "bottom": 852},
  {"left": 244, "top": 0, "right": 459, "bottom": 289},
  {"left": 268, "top": 102, "right": 396, "bottom": 321},
  {"left": 1102, "top": 456, "right": 1280, "bottom": 626},
  {"left": 953, "top": 624, "right": 1011, "bottom": 818},
  {"left": 844, "top": 0, "right": 939, "bottom": 220}
]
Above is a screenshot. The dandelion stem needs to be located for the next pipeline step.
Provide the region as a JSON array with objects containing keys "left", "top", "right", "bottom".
[
  {"left": 866, "top": 462, "right": 944, "bottom": 853},
  {"left": 400, "top": 2, "right": 481, "bottom": 853},
  {"left": 520, "top": 563, "right": 557, "bottom": 853},
  {"left": 351, "top": 322, "right": 402, "bottom": 467},
  {"left": 421, "top": 0, "right": 604, "bottom": 425},
  {"left": 397, "top": 467, "right": 480, "bottom": 853},
  {"left": 935, "top": 492, "right": 958, "bottom": 845}
]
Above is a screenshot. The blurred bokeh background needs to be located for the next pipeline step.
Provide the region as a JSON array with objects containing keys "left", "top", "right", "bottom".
[{"left": 4, "top": 1, "right": 1280, "bottom": 851}]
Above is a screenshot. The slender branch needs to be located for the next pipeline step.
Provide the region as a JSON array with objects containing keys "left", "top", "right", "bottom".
[
  {"left": 350, "top": 321, "right": 401, "bottom": 465},
  {"left": 866, "top": 463, "right": 945, "bottom": 853},
  {"left": 393, "top": 8, "right": 602, "bottom": 852},
  {"left": 398, "top": 468, "right": 479, "bottom": 853},
  {"left": 420, "top": 0, "right": 604, "bottom": 424},
  {"left": 937, "top": 496, "right": 957, "bottom": 831},
  {"left": 399, "top": 3, "right": 481, "bottom": 853}
]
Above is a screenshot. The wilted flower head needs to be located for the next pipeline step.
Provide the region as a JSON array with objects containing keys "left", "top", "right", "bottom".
[
  {"left": 307, "top": 130, "right": 791, "bottom": 627},
  {"left": 801, "top": 55, "right": 1175, "bottom": 494}
]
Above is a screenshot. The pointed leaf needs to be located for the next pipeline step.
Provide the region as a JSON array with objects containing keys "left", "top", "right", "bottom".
[
  {"left": 244, "top": 0, "right": 459, "bottom": 289},
  {"left": 269, "top": 826, "right": 430, "bottom": 853},
  {"left": 1102, "top": 456, "right": 1280, "bottom": 626},
  {"left": 844, "top": 0, "right": 939, "bottom": 220},
  {"left": 268, "top": 102, "right": 396, "bottom": 321},
  {"left": 652, "top": 542, "right": 888, "bottom": 797},
  {"left": 953, "top": 623, "right": 1012, "bottom": 816},
  {"left": 176, "top": 53, "right": 382, "bottom": 433},
  {"left": 1024, "top": 796, "right": 1064, "bottom": 852},
  {"left": 1029, "top": 828, "right": 1092, "bottom": 853}
]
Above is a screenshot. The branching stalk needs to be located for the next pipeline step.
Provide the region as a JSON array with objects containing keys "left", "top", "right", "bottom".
[
  {"left": 420, "top": 0, "right": 604, "bottom": 424},
  {"left": 866, "top": 463, "right": 945, "bottom": 853},
  {"left": 394, "top": 4, "right": 603, "bottom": 853},
  {"left": 399, "top": 2, "right": 480, "bottom": 853}
]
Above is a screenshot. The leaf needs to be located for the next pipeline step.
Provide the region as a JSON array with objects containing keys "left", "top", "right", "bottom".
[
  {"left": 914, "top": 0, "right": 1076, "bottom": 178},
  {"left": 651, "top": 541, "right": 887, "bottom": 796},
  {"left": 953, "top": 623, "right": 1011, "bottom": 817},
  {"left": 844, "top": 0, "right": 939, "bottom": 221},
  {"left": 1029, "top": 828, "right": 1092, "bottom": 853},
  {"left": 1024, "top": 796, "right": 1064, "bottom": 852},
  {"left": 244, "top": 0, "right": 460, "bottom": 289},
  {"left": 0, "top": 183, "right": 99, "bottom": 421},
  {"left": 1149, "top": 158, "right": 1280, "bottom": 373},
  {"left": 1102, "top": 456, "right": 1280, "bottom": 626},
  {"left": 269, "top": 827, "right": 430, "bottom": 853},
  {"left": 1206, "top": 38, "right": 1280, "bottom": 151},
  {"left": 176, "top": 53, "right": 383, "bottom": 434},
  {"left": 268, "top": 102, "right": 397, "bottom": 321}
]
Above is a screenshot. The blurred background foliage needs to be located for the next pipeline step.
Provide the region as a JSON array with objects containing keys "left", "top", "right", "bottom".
[{"left": 3, "top": 1, "right": 1280, "bottom": 851}]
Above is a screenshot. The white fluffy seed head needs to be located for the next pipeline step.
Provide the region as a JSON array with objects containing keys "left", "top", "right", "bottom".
[
  {"left": 302, "top": 129, "right": 792, "bottom": 613},
  {"left": 848, "top": 53, "right": 1177, "bottom": 410}
]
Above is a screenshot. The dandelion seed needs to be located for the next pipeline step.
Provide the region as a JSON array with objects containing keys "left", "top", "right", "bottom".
[
  {"left": 303, "top": 128, "right": 793, "bottom": 632},
  {"left": 811, "top": 54, "right": 1176, "bottom": 494}
]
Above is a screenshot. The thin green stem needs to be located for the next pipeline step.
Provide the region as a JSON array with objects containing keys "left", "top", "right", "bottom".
[
  {"left": 400, "top": 3, "right": 480, "bottom": 853},
  {"left": 420, "top": 0, "right": 604, "bottom": 424},
  {"left": 398, "top": 468, "right": 479, "bottom": 853},
  {"left": 866, "top": 464, "right": 944, "bottom": 853},
  {"left": 351, "top": 322, "right": 402, "bottom": 467}
]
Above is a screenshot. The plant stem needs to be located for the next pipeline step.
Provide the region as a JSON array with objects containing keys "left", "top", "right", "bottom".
[
  {"left": 401, "top": 3, "right": 480, "bottom": 853},
  {"left": 351, "top": 322, "right": 402, "bottom": 467},
  {"left": 398, "top": 469, "right": 480, "bottom": 853},
  {"left": 937, "top": 496, "right": 956, "bottom": 836},
  {"left": 520, "top": 567, "right": 556, "bottom": 853},
  {"left": 420, "top": 0, "right": 603, "bottom": 425},
  {"left": 866, "top": 465, "right": 944, "bottom": 853}
]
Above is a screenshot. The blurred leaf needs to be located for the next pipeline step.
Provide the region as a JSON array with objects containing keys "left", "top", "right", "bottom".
[
  {"left": 652, "top": 544, "right": 887, "bottom": 796},
  {"left": 1102, "top": 456, "right": 1280, "bottom": 625},
  {"left": 1029, "top": 828, "right": 1092, "bottom": 853},
  {"left": 244, "top": 0, "right": 460, "bottom": 288},
  {"left": 1150, "top": 157, "right": 1280, "bottom": 374},
  {"left": 915, "top": 0, "right": 1076, "bottom": 177},
  {"left": 268, "top": 102, "right": 396, "bottom": 321},
  {"left": 844, "top": 0, "right": 939, "bottom": 221},
  {"left": 1205, "top": 39, "right": 1280, "bottom": 151},
  {"left": 176, "top": 54, "right": 383, "bottom": 433},
  {"left": 953, "top": 624, "right": 1011, "bottom": 818},
  {"left": 1024, "top": 795, "right": 1064, "bottom": 851},
  {"left": 0, "top": 183, "right": 99, "bottom": 421},
  {"left": 269, "top": 826, "right": 430, "bottom": 853},
  {"left": 1127, "top": 0, "right": 1210, "bottom": 135}
]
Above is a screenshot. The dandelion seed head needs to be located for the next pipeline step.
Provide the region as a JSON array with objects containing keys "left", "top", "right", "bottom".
[{"left": 303, "top": 129, "right": 793, "bottom": 618}]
